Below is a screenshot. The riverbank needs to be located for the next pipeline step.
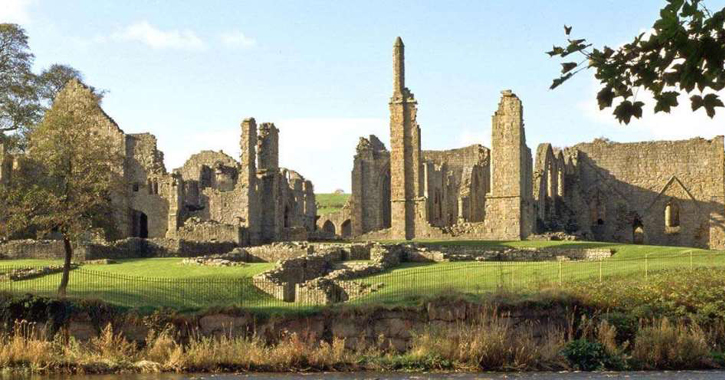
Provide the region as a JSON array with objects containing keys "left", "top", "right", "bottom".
[{"left": 2, "top": 267, "right": 725, "bottom": 375}]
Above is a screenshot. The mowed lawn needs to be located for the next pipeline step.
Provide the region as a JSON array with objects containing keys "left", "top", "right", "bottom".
[
  {"left": 0, "top": 241, "right": 723, "bottom": 310},
  {"left": 0, "top": 258, "right": 278, "bottom": 311},
  {"left": 316, "top": 193, "right": 350, "bottom": 215},
  {"left": 349, "top": 240, "right": 725, "bottom": 306}
]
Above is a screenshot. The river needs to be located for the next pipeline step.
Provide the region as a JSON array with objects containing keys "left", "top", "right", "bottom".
[{"left": 8, "top": 371, "right": 725, "bottom": 379}]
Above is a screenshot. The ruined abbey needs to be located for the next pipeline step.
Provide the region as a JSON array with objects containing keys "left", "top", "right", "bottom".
[
  {"left": 1, "top": 80, "right": 317, "bottom": 247},
  {"left": 318, "top": 37, "right": 725, "bottom": 250},
  {"left": 1, "top": 37, "right": 724, "bottom": 252}
]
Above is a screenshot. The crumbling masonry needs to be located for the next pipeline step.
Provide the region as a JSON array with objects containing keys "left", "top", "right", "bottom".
[
  {"left": 2, "top": 80, "right": 316, "bottom": 246},
  {"left": 323, "top": 37, "right": 725, "bottom": 249}
]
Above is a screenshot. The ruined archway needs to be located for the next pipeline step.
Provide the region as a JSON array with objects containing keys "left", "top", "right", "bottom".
[
  {"left": 132, "top": 210, "right": 149, "bottom": 239},
  {"left": 341, "top": 219, "right": 352, "bottom": 238},
  {"left": 633, "top": 217, "right": 645, "bottom": 244},
  {"left": 322, "top": 220, "right": 336, "bottom": 235}
]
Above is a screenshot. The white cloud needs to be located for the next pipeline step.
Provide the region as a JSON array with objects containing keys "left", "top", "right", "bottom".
[
  {"left": 0, "top": 0, "right": 34, "bottom": 24},
  {"left": 161, "top": 118, "right": 388, "bottom": 193},
  {"left": 219, "top": 31, "right": 256, "bottom": 48},
  {"left": 110, "top": 21, "right": 205, "bottom": 50},
  {"left": 579, "top": 78, "right": 724, "bottom": 142}
]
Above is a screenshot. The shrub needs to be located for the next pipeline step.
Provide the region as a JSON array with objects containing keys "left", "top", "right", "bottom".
[
  {"left": 561, "top": 339, "right": 610, "bottom": 371},
  {"left": 632, "top": 319, "right": 712, "bottom": 369}
]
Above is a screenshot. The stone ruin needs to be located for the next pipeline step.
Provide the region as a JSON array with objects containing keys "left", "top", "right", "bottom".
[
  {"left": 1, "top": 38, "right": 724, "bottom": 260},
  {"left": 321, "top": 37, "right": 725, "bottom": 250},
  {"left": 1, "top": 80, "right": 316, "bottom": 249}
]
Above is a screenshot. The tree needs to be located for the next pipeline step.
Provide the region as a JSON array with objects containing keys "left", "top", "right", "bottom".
[
  {"left": 1, "top": 80, "right": 124, "bottom": 297},
  {"left": 548, "top": 0, "right": 725, "bottom": 124},
  {"left": 0, "top": 23, "right": 41, "bottom": 134}
]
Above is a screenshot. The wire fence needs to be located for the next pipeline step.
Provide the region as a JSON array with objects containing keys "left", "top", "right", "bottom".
[{"left": 0, "top": 250, "right": 722, "bottom": 311}]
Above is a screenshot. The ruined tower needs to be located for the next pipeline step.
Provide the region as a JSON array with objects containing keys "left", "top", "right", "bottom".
[
  {"left": 389, "top": 37, "right": 426, "bottom": 240},
  {"left": 484, "top": 90, "right": 534, "bottom": 240},
  {"left": 240, "top": 118, "right": 261, "bottom": 244}
]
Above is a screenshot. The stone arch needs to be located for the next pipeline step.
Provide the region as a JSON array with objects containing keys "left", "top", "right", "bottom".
[
  {"left": 633, "top": 216, "right": 645, "bottom": 244},
  {"left": 589, "top": 191, "right": 606, "bottom": 226},
  {"left": 340, "top": 219, "right": 352, "bottom": 238},
  {"left": 322, "top": 220, "right": 336, "bottom": 235},
  {"left": 665, "top": 199, "right": 680, "bottom": 228},
  {"left": 132, "top": 210, "right": 149, "bottom": 239},
  {"left": 379, "top": 163, "right": 392, "bottom": 229}
]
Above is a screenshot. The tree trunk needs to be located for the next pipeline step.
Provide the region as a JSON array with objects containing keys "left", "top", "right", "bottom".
[{"left": 57, "top": 236, "right": 73, "bottom": 298}]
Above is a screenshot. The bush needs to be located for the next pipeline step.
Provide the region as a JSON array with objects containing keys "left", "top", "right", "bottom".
[{"left": 561, "top": 339, "right": 610, "bottom": 371}]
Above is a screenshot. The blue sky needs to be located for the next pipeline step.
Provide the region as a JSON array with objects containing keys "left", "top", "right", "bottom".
[{"left": 2, "top": 0, "right": 723, "bottom": 192}]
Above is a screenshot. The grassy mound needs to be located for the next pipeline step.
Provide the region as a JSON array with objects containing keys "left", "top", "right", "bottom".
[{"left": 316, "top": 193, "right": 350, "bottom": 215}]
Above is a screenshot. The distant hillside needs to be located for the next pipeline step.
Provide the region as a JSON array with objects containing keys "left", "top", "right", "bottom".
[{"left": 316, "top": 193, "right": 350, "bottom": 215}]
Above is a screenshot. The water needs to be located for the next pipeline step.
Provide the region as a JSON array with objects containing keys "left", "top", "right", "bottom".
[{"left": 11, "top": 371, "right": 725, "bottom": 380}]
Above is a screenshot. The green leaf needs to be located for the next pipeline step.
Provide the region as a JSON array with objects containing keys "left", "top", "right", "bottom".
[
  {"left": 596, "top": 86, "right": 615, "bottom": 110},
  {"left": 613, "top": 100, "right": 635, "bottom": 124},
  {"left": 550, "top": 73, "right": 574, "bottom": 90},
  {"left": 691, "top": 94, "right": 704, "bottom": 111},
  {"left": 561, "top": 62, "right": 578, "bottom": 74},
  {"left": 703, "top": 93, "right": 724, "bottom": 118},
  {"left": 546, "top": 46, "right": 565, "bottom": 57},
  {"left": 653, "top": 91, "right": 679, "bottom": 113}
]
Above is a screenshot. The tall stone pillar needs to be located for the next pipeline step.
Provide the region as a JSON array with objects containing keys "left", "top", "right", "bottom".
[
  {"left": 485, "top": 90, "right": 534, "bottom": 240},
  {"left": 257, "top": 123, "right": 279, "bottom": 171},
  {"left": 241, "top": 118, "right": 260, "bottom": 244},
  {"left": 389, "top": 37, "right": 425, "bottom": 240}
]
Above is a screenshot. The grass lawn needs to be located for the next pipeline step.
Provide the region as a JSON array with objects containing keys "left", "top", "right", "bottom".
[
  {"left": 348, "top": 240, "right": 725, "bottom": 306},
  {"left": 316, "top": 193, "right": 350, "bottom": 215},
  {"left": 0, "top": 258, "right": 278, "bottom": 311},
  {"left": 0, "top": 240, "right": 722, "bottom": 311}
]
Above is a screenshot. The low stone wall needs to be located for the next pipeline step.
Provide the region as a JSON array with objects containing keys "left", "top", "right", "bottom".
[
  {"left": 79, "top": 238, "right": 237, "bottom": 260},
  {"left": 176, "top": 218, "right": 243, "bottom": 244},
  {"left": 253, "top": 250, "right": 343, "bottom": 302},
  {"left": 0, "top": 240, "right": 67, "bottom": 260},
  {"left": 407, "top": 245, "right": 614, "bottom": 262}
]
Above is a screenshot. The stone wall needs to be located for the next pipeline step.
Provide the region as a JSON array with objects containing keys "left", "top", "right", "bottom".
[
  {"left": 0, "top": 240, "right": 66, "bottom": 260},
  {"left": 349, "top": 41, "right": 534, "bottom": 243},
  {"left": 535, "top": 136, "right": 725, "bottom": 249}
]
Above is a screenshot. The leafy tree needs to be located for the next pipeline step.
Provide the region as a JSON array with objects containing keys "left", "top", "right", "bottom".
[
  {"left": 0, "top": 23, "right": 41, "bottom": 134},
  {"left": 0, "top": 80, "right": 123, "bottom": 296},
  {"left": 548, "top": 0, "right": 725, "bottom": 124}
]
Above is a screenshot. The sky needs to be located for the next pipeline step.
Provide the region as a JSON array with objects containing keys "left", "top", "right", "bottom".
[{"left": 1, "top": 0, "right": 723, "bottom": 193}]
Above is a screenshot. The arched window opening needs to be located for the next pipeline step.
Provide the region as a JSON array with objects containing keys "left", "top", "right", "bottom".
[
  {"left": 147, "top": 179, "right": 153, "bottom": 194},
  {"left": 546, "top": 164, "right": 554, "bottom": 198},
  {"left": 633, "top": 218, "right": 645, "bottom": 244},
  {"left": 589, "top": 193, "right": 606, "bottom": 226},
  {"left": 557, "top": 169, "right": 565, "bottom": 197},
  {"left": 153, "top": 180, "right": 159, "bottom": 195},
  {"left": 322, "top": 220, "right": 335, "bottom": 235},
  {"left": 665, "top": 201, "right": 680, "bottom": 228},
  {"left": 341, "top": 219, "right": 352, "bottom": 238}
]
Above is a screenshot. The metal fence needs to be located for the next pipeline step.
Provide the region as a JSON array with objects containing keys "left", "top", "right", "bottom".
[{"left": 0, "top": 250, "right": 722, "bottom": 311}]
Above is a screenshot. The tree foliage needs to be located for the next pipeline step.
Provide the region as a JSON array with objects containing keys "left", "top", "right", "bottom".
[
  {"left": 548, "top": 0, "right": 725, "bottom": 124},
  {"left": 0, "top": 24, "right": 97, "bottom": 141},
  {"left": 0, "top": 23, "right": 41, "bottom": 133},
  {"left": 0, "top": 81, "right": 124, "bottom": 295}
]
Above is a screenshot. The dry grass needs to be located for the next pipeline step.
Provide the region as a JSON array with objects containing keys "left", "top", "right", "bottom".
[
  {"left": 632, "top": 318, "right": 712, "bottom": 369},
  {"left": 409, "top": 312, "right": 568, "bottom": 371}
]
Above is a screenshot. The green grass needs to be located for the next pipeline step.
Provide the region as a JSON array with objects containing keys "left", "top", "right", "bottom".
[
  {"left": 316, "top": 193, "right": 350, "bottom": 215},
  {"left": 348, "top": 241, "right": 724, "bottom": 306},
  {"left": 0, "top": 258, "right": 278, "bottom": 311},
  {"left": 0, "top": 241, "right": 722, "bottom": 312}
]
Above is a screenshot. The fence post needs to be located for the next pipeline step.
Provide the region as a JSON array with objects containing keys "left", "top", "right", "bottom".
[
  {"left": 558, "top": 260, "right": 563, "bottom": 286},
  {"left": 599, "top": 258, "right": 603, "bottom": 283},
  {"left": 645, "top": 253, "right": 649, "bottom": 282}
]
